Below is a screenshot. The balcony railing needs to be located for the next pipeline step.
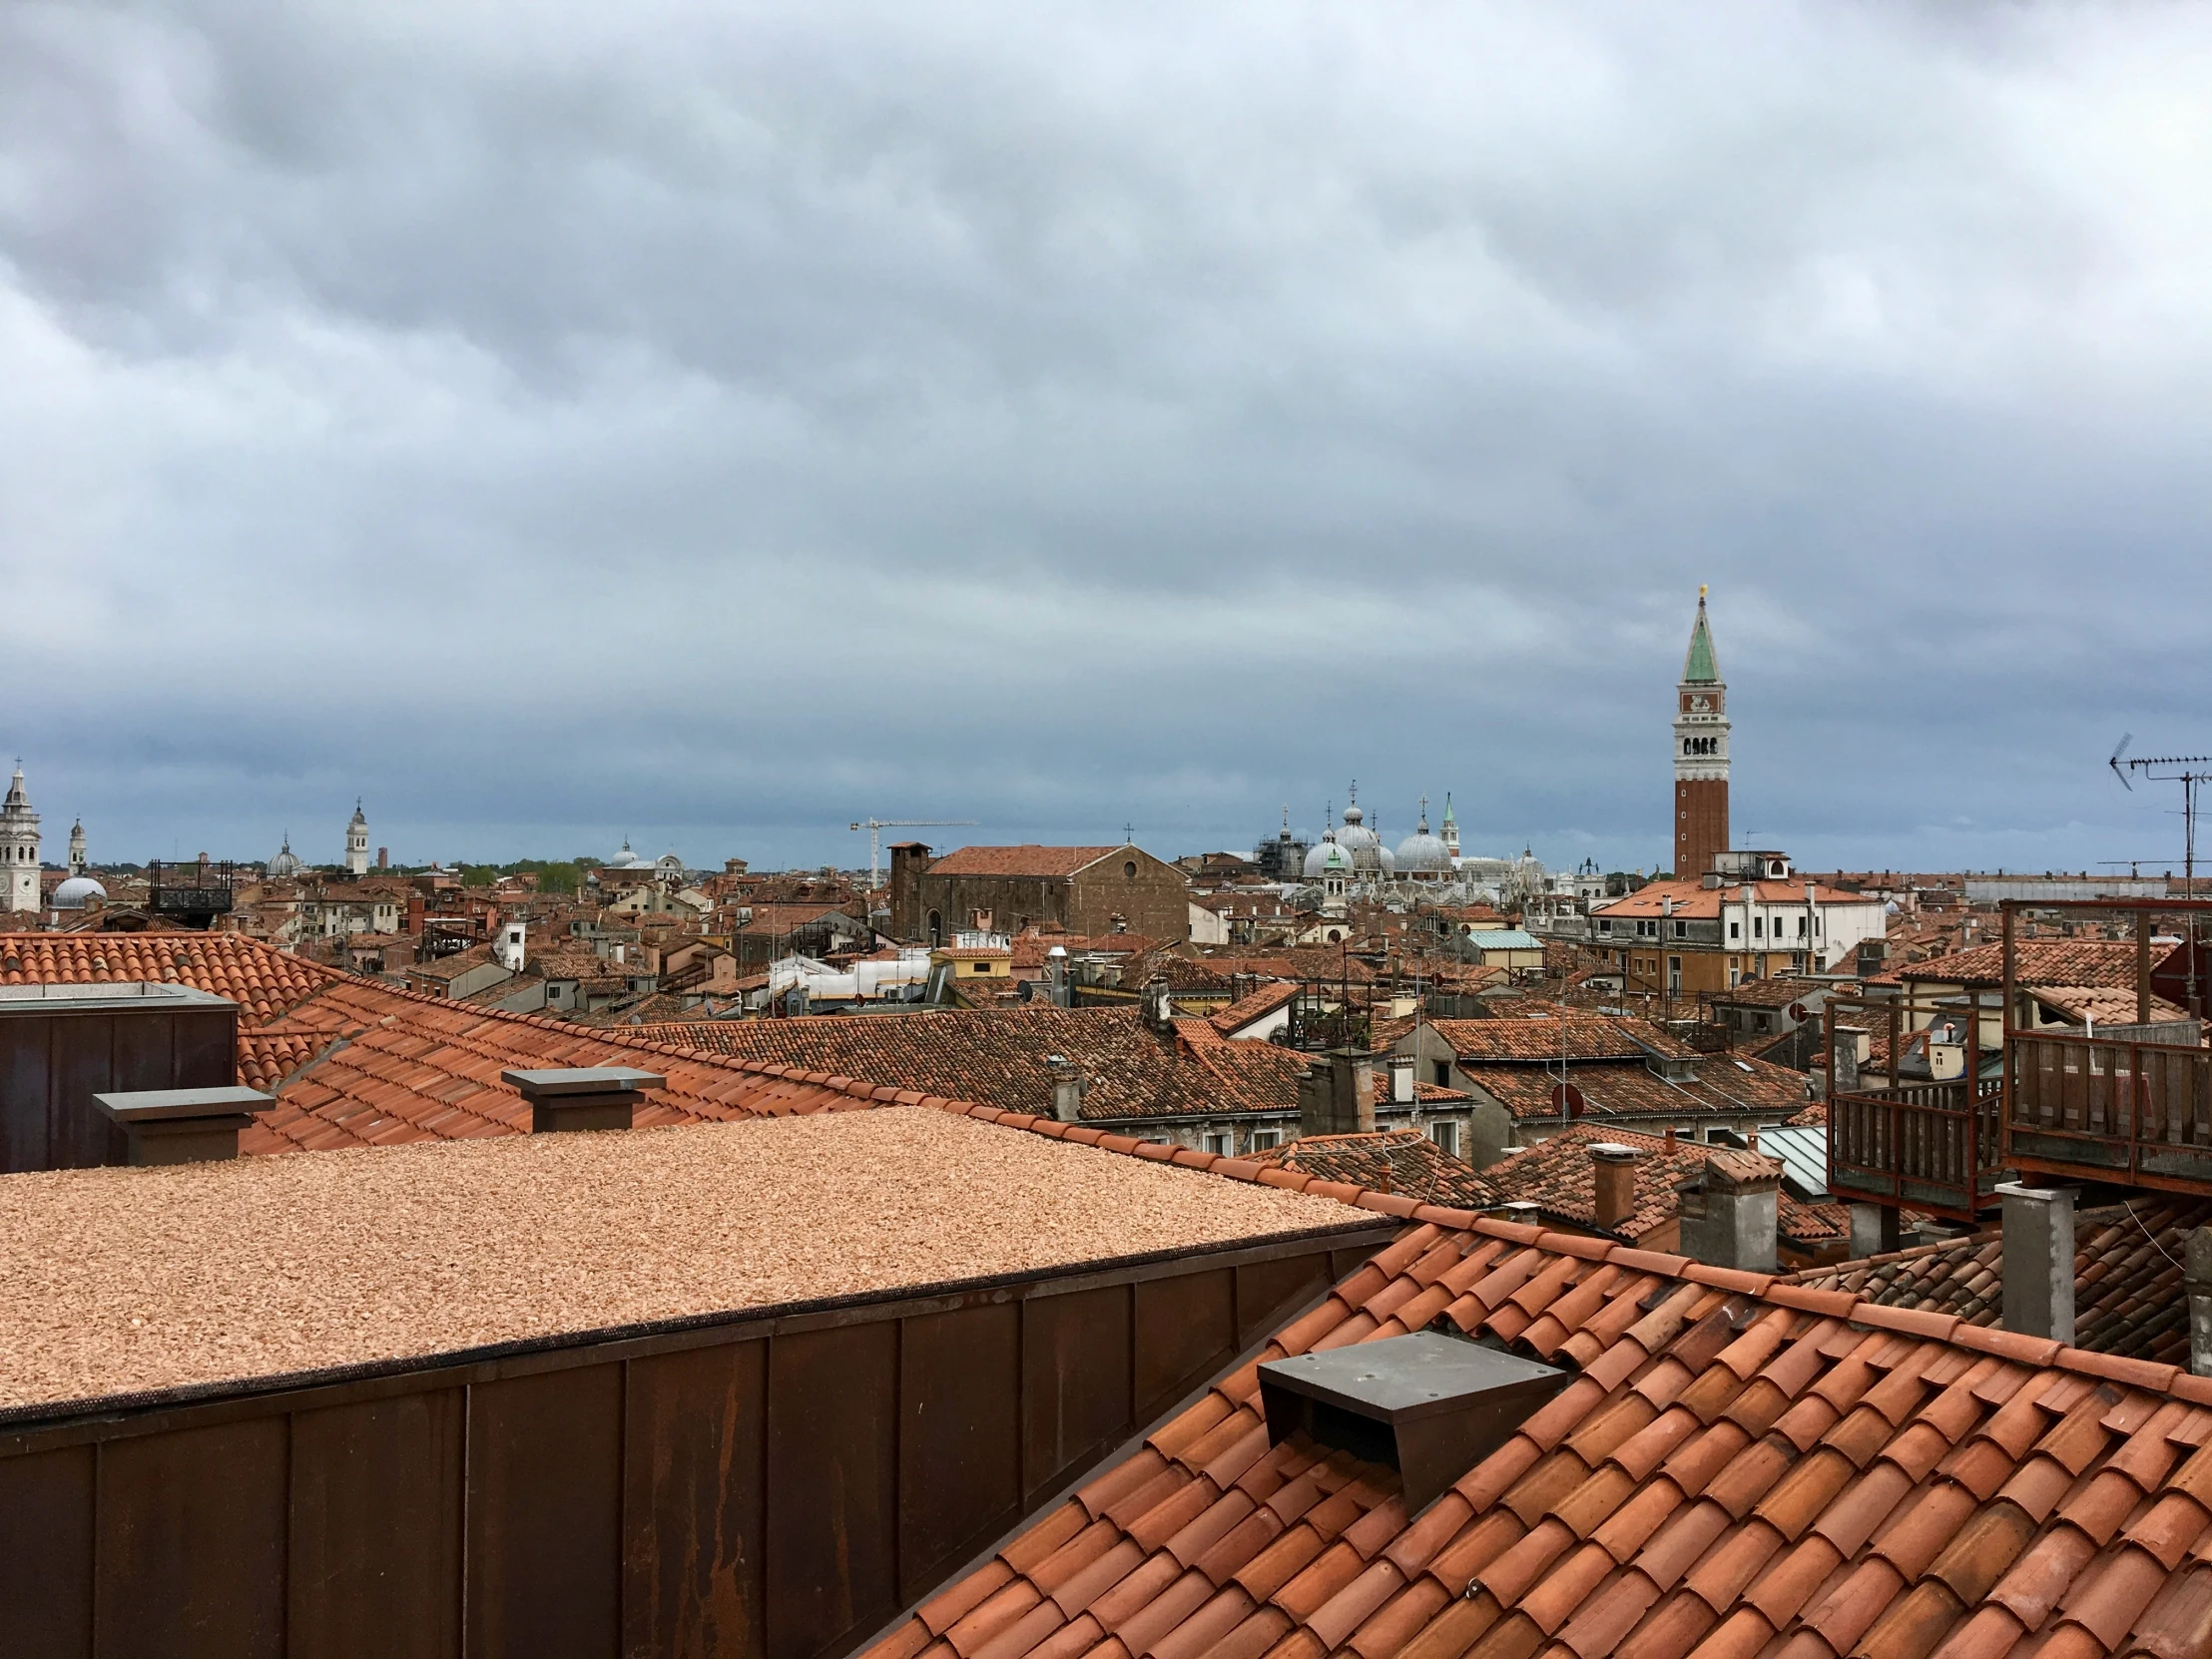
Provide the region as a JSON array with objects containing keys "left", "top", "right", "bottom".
[
  {"left": 2006, "top": 1030, "right": 2212, "bottom": 1194},
  {"left": 1828, "top": 1077, "right": 2005, "bottom": 1220}
]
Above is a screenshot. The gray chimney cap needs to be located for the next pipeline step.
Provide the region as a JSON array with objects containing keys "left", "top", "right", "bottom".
[
  {"left": 500, "top": 1067, "right": 666, "bottom": 1095},
  {"left": 93, "top": 1085, "right": 273, "bottom": 1122},
  {"left": 1587, "top": 1142, "right": 1640, "bottom": 1163}
]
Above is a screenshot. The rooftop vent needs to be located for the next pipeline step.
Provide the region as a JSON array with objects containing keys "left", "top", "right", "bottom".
[
  {"left": 1258, "top": 1333, "right": 1566, "bottom": 1513},
  {"left": 92, "top": 1086, "right": 271, "bottom": 1166},
  {"left": 501, "top": 1067, "right": 666, "bottom": 1133}
]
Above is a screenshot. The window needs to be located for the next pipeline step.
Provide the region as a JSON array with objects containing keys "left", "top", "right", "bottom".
[
  {"left": 1673, "top": 919, "right": 1687, "bottom": 937},
  {"left": 1796, "top": 916, "right": 1807, "bottom": 937},
  {"left": 1204, "top": 1133, "right": 1230, "bottom": 1155},
  {"left": 1729, "top": 921, "right": 1740, "bottom": 939},
  {"left": 1250, "top": 1131, "right": 1280, "bottom": 1151},
  {"left": 1430, "top": 1122, "right": 1459, "bottom": 1157},
  {"left": 1433, "top": 1061, "right": 1450, "bottom": 1087},
  {"left": 1598, "top": 918, "right": 1612, "bottom": 934},
  {"left": 1753, "top": 916, "right": 1764, "bottom": 938},
  {"left": 1124, "top": 861, "right": 1138, "bottom": 878}
]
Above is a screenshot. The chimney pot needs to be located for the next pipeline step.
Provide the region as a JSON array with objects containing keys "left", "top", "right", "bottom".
[
  {"left": 502, "top": 1067, "right": 664, "bottom": 1133},
  {"left": 1046, "top": 1057, "right": 1085, "bottom": 1123},
  {"left": 93, "top": 1086, "right": 270, "bottom": 1166}
]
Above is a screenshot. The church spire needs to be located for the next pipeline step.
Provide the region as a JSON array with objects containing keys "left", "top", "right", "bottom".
[{"left": 1682, "top": 584, "right": 1720, "bottom": 684}]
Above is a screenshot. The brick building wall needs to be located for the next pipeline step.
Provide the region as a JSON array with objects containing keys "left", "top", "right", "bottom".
[{"left": 1674, "top": 776, "right": 1728, "bottom": 880}]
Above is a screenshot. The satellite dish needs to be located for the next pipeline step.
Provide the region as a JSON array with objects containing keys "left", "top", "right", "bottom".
[{"left": 1550, "top": 1081, "right": 1587, "bottom": 1118}]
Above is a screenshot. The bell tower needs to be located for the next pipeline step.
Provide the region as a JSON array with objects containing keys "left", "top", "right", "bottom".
[
  {"left": 1, "top": 763, "right": 41, "bottom": 914},
  {"left": 1673, "top": 588, "right": 1730, "bottom": 879},
  {"left": 346, "top": 800, "right": 369, "bottom": 877}
]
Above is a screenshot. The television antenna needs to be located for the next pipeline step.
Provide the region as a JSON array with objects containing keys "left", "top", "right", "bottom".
[{"left": 2109, "top": 737, "right": 2212, "bottom": 1012}]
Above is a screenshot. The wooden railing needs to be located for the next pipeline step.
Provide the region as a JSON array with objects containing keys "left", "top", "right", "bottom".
[
  {"left": 2006, "top": 1030, "right": 2212, "bottom": 1194},
  {"left": 1828, "top": 1077, "right": 2005, "bottom": 1221}
]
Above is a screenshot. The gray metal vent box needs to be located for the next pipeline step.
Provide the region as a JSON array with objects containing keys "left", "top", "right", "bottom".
[{"left": 1258, "top": 1333, "right": 1567, "bottom": 1513}]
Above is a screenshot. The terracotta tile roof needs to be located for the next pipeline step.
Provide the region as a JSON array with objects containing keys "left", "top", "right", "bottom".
[
  {"left": 1211, "top": 981, "right": 1299, "bottom": 1035},
  {"left": 241, "top": 979, "right": 887, "bottom": 1154},
  {"left": 1895, "top": 940, "right": 2143, "bottom": 989},
  {"left": 1708, "top": 977, "right": 1830, "bottom": 1010},
  {"left": 1786, "top": 1196, "right": 2212, "bottom": 1368},
  {"left": 1246, "top": 1131, "right": 1491, "bottom": 1209},
  {"left": 1200, "top": 950, "right": 1382, "bottom": 986},
  {"left": 1428, "top": 1014, "right": 1697, "bottom": 1065},
  {"left": 0, "top": 930, "right": 335, "bottom": 1022},
  {"left": 859, "top": 1108, "right": 2212, "bottom": 1659},
  {"left": 1467, "top": 1053, "right": 1814, "bottom": 1122},
  {"left": 626, "top": 1007, "right": 1302, "bottom": 1121},
  {"left": 1597, "top": 877, "right": 1873, "bottom": 917},
  {"left": 926, "top": 845, "right": 1131, "bottom": 878},
  {"left": 2028, "top": 986, "right": 2193, "bottom": 1025},
  {"left": 1011, "top": 932, "right": 1166, "bottom": 968},
  {"left": 1469, "top": 1125, "right": 1848, "bottom": 1251}
]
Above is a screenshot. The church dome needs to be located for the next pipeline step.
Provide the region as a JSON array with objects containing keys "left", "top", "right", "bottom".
[
  {"left": 1336, "top": 803, "right": 1381, "bottom": 858},
  {"left": 1395, "top": 829, "right": 1449, "bottom": 872},
  {"left": 269, "top": 836, "right": 301, "bottom": 878},
  {"left": 52, "top": 875, "right": 106, "bottom": 909},
  {"left": 1302, "top": 834, "right": 1351, "bottom": 879}
]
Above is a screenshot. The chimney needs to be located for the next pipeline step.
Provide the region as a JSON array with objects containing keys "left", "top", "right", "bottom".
[
  {"left": 93, "top": 1086, "right": 271, "bottom": 1166},
  {"left": 1297, "top": 1049, "right": 1377, "bottom": 1137},
  {"left": 1997, "top": 1183, "right": 2075, "bottom": 1344},
  {"left": 502, "top": 1067, "right": 665, "bottom": 1133},
  {"left": 1676, "top": 1150, "right": 1780, "bottom": 1273},
  {"left": 1046, "top": 1056, "right": 1086, "bottom": 1123},
  {"left": 2188, "top": 1227, "right": 2212, "bottom": 1378},
  {"left": 1142, "top": 973, "right": 1174, "bottom": 1033},
  {"left": 1849, "top": 1203, "right": 1902, "bottom": 1258},
  {"left": 1589, "top": 1142, "right": 1638, "bottom": 1232},
  {"left": 1387, "top": 1054, "right": 1415, "bottom": 1105}
]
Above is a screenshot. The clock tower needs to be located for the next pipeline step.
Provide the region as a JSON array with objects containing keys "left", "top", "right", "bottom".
[{"left": 1673, "top": 588, "right": 1729, "bottom": 879}]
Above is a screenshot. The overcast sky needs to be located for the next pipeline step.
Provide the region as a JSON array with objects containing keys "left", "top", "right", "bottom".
[{"left": 6, "top": 3, "right": 2212, "bottom": 874}]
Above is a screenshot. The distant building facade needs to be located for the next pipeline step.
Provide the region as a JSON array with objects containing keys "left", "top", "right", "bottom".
[{"left": 889, "top": 843, "right": 1191, "bottom": 945}]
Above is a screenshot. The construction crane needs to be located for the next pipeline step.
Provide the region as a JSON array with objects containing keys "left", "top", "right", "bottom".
[{"left": 848, "top": 820, "right": 978, "bottom": 892}]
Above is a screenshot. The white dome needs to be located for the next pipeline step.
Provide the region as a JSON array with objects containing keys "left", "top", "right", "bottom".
[
  {"left": 1336, "top": 804, "right": 1382, "bottom": 857},
  {"left": 269, "top": 839, "right": 301, "bottom": 877},
  {"left": 52, "top": 875, "right": 106, "bottom": 909},
  {"left": 1302, "top": 834, "right": 1352, "bottom": 878},
  {"left": 1396, "top": 830, "right": 1450, "bottom": 872}
]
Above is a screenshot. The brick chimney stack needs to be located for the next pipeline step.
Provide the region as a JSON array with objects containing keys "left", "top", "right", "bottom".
[{"left": 1589, "top": 1143, "right": 1639, "bottom": 1232}]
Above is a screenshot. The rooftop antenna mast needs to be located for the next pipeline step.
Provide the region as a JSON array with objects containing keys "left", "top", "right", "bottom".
[
  {"left": 2110, "top": 735, "right": 2210, "bottom": 1014},
  {"left": 847, "top": 819, "right": 979, "bottom": 893}
]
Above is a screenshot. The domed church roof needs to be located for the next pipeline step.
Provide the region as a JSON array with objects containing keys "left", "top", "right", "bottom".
[
  {"left": 1395, "top": 799, "right": 1450, "bottom": 872},
  {"left": 1302, "top": 831, "right": 1352, "bottom": 879},
  {"left": 52, "top": 875, "right": 107, "bottom": 909}
]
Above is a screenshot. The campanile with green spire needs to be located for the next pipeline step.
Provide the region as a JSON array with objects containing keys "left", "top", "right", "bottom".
[{"left": 1673, "top": 586, "right": 1730, "bottom": 878}]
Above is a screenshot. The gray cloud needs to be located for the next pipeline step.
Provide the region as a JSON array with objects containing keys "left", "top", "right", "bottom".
[{"left": 5, "top": 1, "right": 2212, "bottom": 873}]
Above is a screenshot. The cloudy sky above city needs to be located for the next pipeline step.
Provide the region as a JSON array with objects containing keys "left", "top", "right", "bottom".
[{"left": 6, "top": 2, "right": 2212, "bottom": 873}]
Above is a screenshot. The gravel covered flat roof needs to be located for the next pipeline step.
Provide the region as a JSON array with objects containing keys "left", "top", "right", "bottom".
[{"left": 0, "top": 1107, "right": 1367, "bottom": 1415}]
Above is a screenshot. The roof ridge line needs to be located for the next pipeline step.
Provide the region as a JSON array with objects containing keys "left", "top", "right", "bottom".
[{"left": 919, "top": 1096, "right": 2212, "bottom": 1402}]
